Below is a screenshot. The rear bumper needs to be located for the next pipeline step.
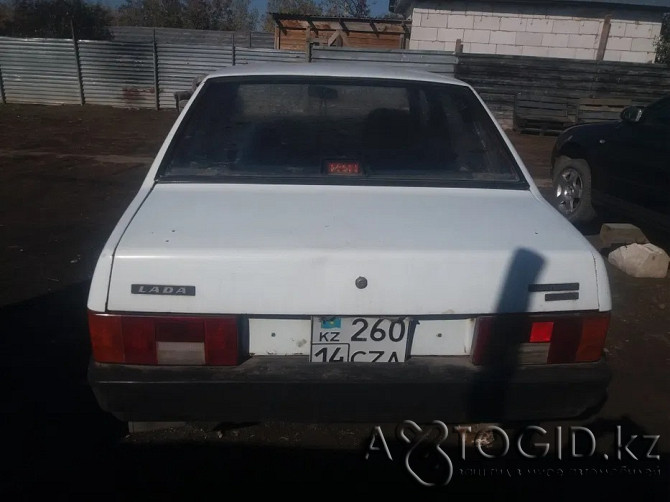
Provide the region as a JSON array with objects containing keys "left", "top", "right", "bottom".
[{"left": 89, "top": 356, "right": 610, "bottom": 423}]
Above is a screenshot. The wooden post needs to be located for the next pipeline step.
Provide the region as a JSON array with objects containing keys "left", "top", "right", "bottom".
[
  {"left": 401, "top": 21, "right": 410, "bottom": 49},
  {"left": 596, "top": 15, "right": 612, "bottom": 61},
  {"left": 152, "top": 29, "right": 159, "bottom": 110},
  {"left": 71, "top": 20, "right": 85, "bottom": 105},
  {"left": 306, "top": 41, "right": 312, "bottom": 63},
  {"left": 455, "top": 39, "right": 464, "bottom": 55}
]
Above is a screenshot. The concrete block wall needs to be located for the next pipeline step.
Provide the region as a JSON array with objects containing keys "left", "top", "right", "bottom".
[{"left": 409, "top": 1, "right": 662, "bottom": 63}]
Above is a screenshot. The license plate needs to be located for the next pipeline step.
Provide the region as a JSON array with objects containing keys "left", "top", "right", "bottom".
[{"left": 310, "top": 317, "right": 410, "bottom": 363}]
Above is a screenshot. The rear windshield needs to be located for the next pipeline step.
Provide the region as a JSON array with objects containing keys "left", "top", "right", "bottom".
[{"left": 158, "top": 76, "right": 524, "bottom": 187}]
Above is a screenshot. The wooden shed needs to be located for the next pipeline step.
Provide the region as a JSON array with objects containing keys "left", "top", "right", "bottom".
[{"left": 271, "top": 13, "right": 411, "bottom": 51}]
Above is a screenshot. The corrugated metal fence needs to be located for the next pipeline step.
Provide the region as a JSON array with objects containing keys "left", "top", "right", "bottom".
[
  {"left": 0, "top": 36, "right": 310, "bottom": 109},
  {"left": 237, "top": 47, "right": 306, "bottom": 65},
  {"left": 79, "top": 40, "right": 156, "bottom": 108},
  {"left": 157, "top": 43, "right": 234, "bottom": 109},
  {"left": 0, "top": 37, "right": 81, "bottom": 105},
  {"left": 2, "top": 35, "right": 669, "bottom": 121},
  {"left": 109, "top": 26, "right": 274, "bottom": 48},
  {"left": 0, "top": 35, "right": 460, "bottom": 110}
]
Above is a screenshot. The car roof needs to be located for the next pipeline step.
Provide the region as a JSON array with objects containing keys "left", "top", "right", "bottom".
[{"left": 204, "top": 62, "right": 469, "bottom": 87}]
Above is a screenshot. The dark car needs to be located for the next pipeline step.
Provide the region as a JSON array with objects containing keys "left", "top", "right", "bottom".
[{"left": 551, "top": 96, "right": 670, "bottom": 229}]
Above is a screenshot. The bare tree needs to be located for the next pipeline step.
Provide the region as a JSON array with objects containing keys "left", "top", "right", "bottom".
[
  {"left": 655, "top": 13, "right": 669, "bottom": 65},
  {"left": 322, "top": 0, "right": 370, "bottom": 18},
  {"left": 0, "top": 2, "right": 11, "bottom": 31},
  {"left": 263, "top": 0, "right": 322, "bottom": 32},
  {"left": 2, "top": 0, "right": 112, "bottom": 39},
  {"left": 116, "top": 0, "right": 258, "bottom": 30}
]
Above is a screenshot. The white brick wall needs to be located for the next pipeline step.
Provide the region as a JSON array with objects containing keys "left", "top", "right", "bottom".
[
  {"left": 607, "top": 37, "right": 633, "bottom": 51},
  {"left": 490, "top": 30, "right": 516, "bottom": 45},
  {"left": 624, "top": 22, "right": 656, "bottom": 38},
  {"left": 620, "top": 51, "right": 651, "bottom": 63},
  {"left": 568, "top": 34, "right": 598, "bottom": 49},
  {"left": 526, "top": 18, "right": 554, "bottom": 34},
  {"left": 517, "top": 32, "right": 543, "bottom": 45},
  {"left": 579, "top": 20, "right": 602, "bottom": 35},
  {"left": 522, "top": 46, "right": 550, "bottom": 57},
  {"left": 421, "top": 12, "right": 448, "bottom": 28},
  {"left": 553, "top": 20, "right": 581, "bottom": 34},
  {"left": 463, "top": 29, "right": 490, "bottom": 43},
  {"left": 609, "top": 21, "right": 627, "bottom": 37},
  {"left": 437, "top": 28, "right": 465, "bottom": 42},
  {"left": 575, "top": 48, "right": 597, "bottom": 59},
  {"left": 470, "top": 42, "right": 497, "bottom": 53},
  {"left": 417, "top": 40, "right": 447, "bottom": 50},
  {"left": 474, "top": 15, "right": 500, "bottom": 31},
  {"left": 542, "top": 34, "right": 569, "bottom": 47},
  {"left": 604, "top": 49, "right": 624, "bottom": 62},
  {"left": 410, "top": 1, "right": 662, "bottom": 63},
  {"left": 631, "top": 37, "right": 655, "bottom": 53},
  {"left": 496, "top": 44, "right": 524, "bottom": 55},
  {"left": 412, "top": 26, "right": 438, "bottom": 42},
  {"left": 548, "top": 47, "right": 577, "bottom": 59},
  {"left": 500, "top": 17, "right": 527, "bottom": 32},
  {"left": 447, "top": 14, "right": 474, "bottom": 29}
]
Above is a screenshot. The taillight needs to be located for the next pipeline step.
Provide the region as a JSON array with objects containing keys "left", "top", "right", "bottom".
[
  {"left": 472, "top": 312, "right": 610, "bottom": 365},
  {"left": 88, "top": 311, "right": 239, "bottom": 366}
]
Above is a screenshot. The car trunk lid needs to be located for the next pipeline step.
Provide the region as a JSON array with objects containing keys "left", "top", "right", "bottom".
[{"left": 106, "top": 183, "right": 602, "bottom": 315}]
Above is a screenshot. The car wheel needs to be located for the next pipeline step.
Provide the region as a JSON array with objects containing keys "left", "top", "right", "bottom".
[{"left": 552, "top": 157, "right": 595, "bottom": 223}]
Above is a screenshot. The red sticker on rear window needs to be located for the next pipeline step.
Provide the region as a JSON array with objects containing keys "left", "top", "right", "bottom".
[{"left": 326, "top": 161, "right": 360, "bottom": 175}]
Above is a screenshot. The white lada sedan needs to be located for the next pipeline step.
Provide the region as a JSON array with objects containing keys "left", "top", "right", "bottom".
[{"left": 87, "top": 63, "right": 612, "bottom": 424}]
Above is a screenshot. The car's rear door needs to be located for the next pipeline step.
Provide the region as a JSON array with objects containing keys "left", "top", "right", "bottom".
[
  {"left": 634, "top": 99, "right": 670, "bottom": 215},
  {"left": 601, "top": 99, "right": 670, "bottom": 214}
]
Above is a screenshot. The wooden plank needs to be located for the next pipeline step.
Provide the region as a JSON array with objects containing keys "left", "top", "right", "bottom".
[
  {"left": 579, "top": 111, "right": 622, "bottom": 122},
  {"left": 596, "top": 15, "right": 612, "bottom": 61},
  {"left": 458, "top": 56, "right": 670, "bottom": 74},
  {"left": 274, "top": 19, "right": 407, "bottom": 33},
  {"left": 516, "top": 97, "right": 570, "bottom": 105},
  {"left": 578, "top": 97, "right": 632, "bottom": 106}
]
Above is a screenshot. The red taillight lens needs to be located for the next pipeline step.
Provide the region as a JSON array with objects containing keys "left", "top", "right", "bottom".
[
  {"left": 472, "top": 312, "right": 610, "bottom": 365},
  {"left": 122, "top": 317, "right": 157, "bottom": 364},
  {"left": 529, "top": 321, "right": 554, "bottom": 343},
  {"left": 88, "top": 311, "right": 239, "bottom": 366},
  {"left": 546, "top": 317, "right": 582, "bottom": 364},
  {"left": 576, "top": 315, "right": 610, "bottom": 362},
  {"left": 204, "top": 318, "right": 238, "bottom": 365},
  {"left": 89, "top": 313, "right": 124, "bottom": 363}
]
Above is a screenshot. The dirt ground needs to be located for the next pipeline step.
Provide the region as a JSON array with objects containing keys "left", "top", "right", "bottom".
[{"left": 1, "top": 104, "right": 668, "bottom": 498}]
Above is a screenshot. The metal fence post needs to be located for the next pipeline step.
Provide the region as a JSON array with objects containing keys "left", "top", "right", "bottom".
[
  {"left": 153, "top": 29, "right": 160, "bottom": 110},
  {"left": 232, "top": 38, "right": 237, "bottom": 66},
  {"left": 306, "top": 41, "right": 312, "bottom": 63},
  {"left": 0, "top": 65, "right": 6, "bottom": 104},
  {"left": 71, "top": 21, "right": 85, "bottom": 105}
]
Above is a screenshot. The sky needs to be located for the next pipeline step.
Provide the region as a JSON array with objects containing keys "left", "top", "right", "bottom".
[{"left": 94, "top": 0, "right": 390, "bottom": 18}]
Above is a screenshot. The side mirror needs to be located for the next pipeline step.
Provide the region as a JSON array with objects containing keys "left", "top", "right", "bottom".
[{"left": 620, "top": 106, "right": 644, "bottom": 123}]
